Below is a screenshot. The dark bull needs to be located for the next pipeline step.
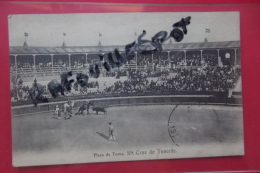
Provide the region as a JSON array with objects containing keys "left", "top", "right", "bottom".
[{"left": 92, "top": 107, "right": 107, "bottom": 115}]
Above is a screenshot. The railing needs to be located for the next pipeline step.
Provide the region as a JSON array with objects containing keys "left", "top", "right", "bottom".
[
  {"left": 10, "top": 65, "right": 164, "bottom": 78},
  {"left": 11, "top": 93, "right": 242, "bottom": 117},
  {"left": 11, "top": 91, "right": 240, "bottom": 107}
]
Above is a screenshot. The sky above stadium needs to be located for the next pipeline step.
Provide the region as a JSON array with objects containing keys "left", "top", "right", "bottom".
[{"left": 8, "top": 12, "right": 240, "bottom": 47}]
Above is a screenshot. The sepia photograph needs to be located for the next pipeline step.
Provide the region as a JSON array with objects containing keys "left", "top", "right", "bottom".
[{"left": 8, "top": 12, "right": 243, "bottom": 167}]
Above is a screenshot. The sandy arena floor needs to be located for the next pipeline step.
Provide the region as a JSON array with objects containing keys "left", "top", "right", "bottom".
[{"left": 12, "top": 105, "right": 244, "bottom": 167}]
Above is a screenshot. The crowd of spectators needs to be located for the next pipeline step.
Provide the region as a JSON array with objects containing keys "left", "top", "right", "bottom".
[
  {"left": 153, "top": 55, "right": 169, "bottom": 66},
  {"left": 102, "top": 69, "right": 169, "bottom": 93},
  {"left": 12, "top": 51, "right": 233, "bottom": 76},
  {"left": 71, "top": 61, "right": 84, "bottom": 68},
  {"left": 102, "top": 69, "right": 127, "bottom": 77},
  {"left": 10, "top": 61, "right": 16, "bottom": 68},
  {"left": 10, "top": 76, "right": 52, "bottom": 102},
  {"left": 73, "top": 81, "right": 99, "bottom": 92},
  {"left": 10, "top": 64, "right": 16, "bottom": 72},
  {"left": 137, "top": 55, "right": 152, "bottom": 66},
  {"left": 11, "top": 77, "right": 102, "bottom": 102},
  {"left": 53, "top": 58, "right": 69, "bottom": 67},
  {"left": 186, "top": 54, "right": 201, "bottom": 66},
  {"left": 11, "top": 84, "right": 50, "bottom": 102},
  {"left": 202, "top": 54, "right": 218, "bottom": 66},
  {"left": 36, "top": 58, "right": 52, "bottom": 68},
  {"left": 11, "top": 86, "right": 30, "bottom": 102},
  {"left": 10, "top": 65, "right": 241, "bottom": 103},
  {"left": 104, "top": 76, "right": 149, "bottom": 93},
  {"left": 102, "top": 66, "right": 240, "bottom": 93},
  {"left": 12, "top": 53, "right": 216, "bottom": 76},
  {"left": 148, "top": 66, "right": 239, "bottom": 92},
  {"left": 127, "top": 68, "right": 169, "bottom": 78},
  {"left": 87, "top": 56, "right": 99, "bottom": 64},
  {"left": 10, "top": 50, "right": 242, "bottom": 103},
  {"left": 170, "top": 54, "right": 185, "bottom": 66},
  {"left": 17, "top": 61, "right": 34, "bottom": 68},
  {"left": 170, "top": 66, "right": 238, "bottom": 92}
]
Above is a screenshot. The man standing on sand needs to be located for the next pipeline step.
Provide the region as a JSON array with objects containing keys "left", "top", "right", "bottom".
[
  {"left": 64, "top": 100, "right": 73, "bottom": 120},
  {"left": 108, "top": 122, "right": 116, "bottom": 141},
  {"left": 54, "top": 104, "right": 61, "bottom": 120}
]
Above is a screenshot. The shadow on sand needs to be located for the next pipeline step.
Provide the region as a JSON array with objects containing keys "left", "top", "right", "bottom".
[{"left": 96, "top": 132, "right": 109, "bottom": 140}]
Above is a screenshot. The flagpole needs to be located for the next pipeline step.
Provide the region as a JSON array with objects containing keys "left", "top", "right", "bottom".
[
  {"left": 205, "top": 28, "right": 207, "bottom": 40},
  {"left": 98, "top": 33, "right": 102, "bottom": 47},
  {"left": 24, "top": 32, "right": 27, "bottom": 42},
  {"left": 24, "top": 32, "right": 28, "bottom": 46},
  {"left": 205, "top": 28, "right": 210, "bottom": 41}
]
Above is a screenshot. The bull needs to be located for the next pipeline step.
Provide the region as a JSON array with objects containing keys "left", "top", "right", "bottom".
[{"left": 92, "top": 107, "right": 107, "bottom": 115}]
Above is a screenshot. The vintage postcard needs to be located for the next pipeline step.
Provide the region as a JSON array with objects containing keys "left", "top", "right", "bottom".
[{"left": 9, "top": 12, "right": 243, "bottom": 167}]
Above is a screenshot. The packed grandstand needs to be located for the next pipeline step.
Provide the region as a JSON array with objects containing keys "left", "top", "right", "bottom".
[{"left": 10, "top": 41, "right": 241, "bottom": 104}]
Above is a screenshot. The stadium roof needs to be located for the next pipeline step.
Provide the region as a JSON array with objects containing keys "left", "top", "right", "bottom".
[{"left": 10, "top": 41, "right": 240, "bottom": 55}]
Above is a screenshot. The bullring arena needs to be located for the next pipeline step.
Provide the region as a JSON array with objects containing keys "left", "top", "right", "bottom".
[
  {"left": 12, "top": 102, "right": 243, "bottom": 166},
  {"left": 10, "top": 41, "right": 243, "bottom": 166}
]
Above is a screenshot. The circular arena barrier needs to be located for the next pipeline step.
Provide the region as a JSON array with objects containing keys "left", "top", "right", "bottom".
[{"left": 11, "top": 93, "right": 242, "bottom": 117}]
